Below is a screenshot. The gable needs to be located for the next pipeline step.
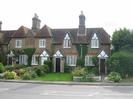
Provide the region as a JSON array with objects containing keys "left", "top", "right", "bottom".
[
  {"left": 35, "top": 25, "right": 52, "bottom": 38},
  {"left": 11, "top": 26, "right": 29, "bottom": 38}
]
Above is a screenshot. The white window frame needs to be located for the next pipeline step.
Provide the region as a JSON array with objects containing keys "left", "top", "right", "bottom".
[
  {"left": 85, "top": 55, "right": 94, "bottom": 66},
  {"left": 16, "top": 39, "right": 22, "bottom": 48},
  {"left": 31, "top": 55, "right": 38, "bottom": 65},
  {"left": 63, "top": 33, "right": 71, "bottom": 48},
  {"left": 39, "top": 39, "right": 46, "bottom": 48},
  {"left": 19, "top": 55, "right": 28, "bottom": 65},
  {"left": 91, "top": 33, "right": 99, "bottom": 48},
  {"left": 66, "top": 55, "right": 77, "bottom": 66}
]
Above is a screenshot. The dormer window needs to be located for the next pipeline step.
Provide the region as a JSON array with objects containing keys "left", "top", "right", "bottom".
[
  {"left": 63, "top": 33, "right": 71, "bottom": 48},
  {"left": 91, "top": 33, "right": 99, "bottom": 48}
]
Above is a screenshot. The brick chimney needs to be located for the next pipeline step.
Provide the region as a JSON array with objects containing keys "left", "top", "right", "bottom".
[{"left": 32, "top": 13, "right": 41, "bottom": 32}]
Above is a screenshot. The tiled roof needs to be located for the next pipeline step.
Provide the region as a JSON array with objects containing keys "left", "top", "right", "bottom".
[
  {"left": 52, "top": 28, "right": 110, "bottom": 44},
  {"left": 35, "top": 25, "right": 52, "bottom": 38},
  {"left": 11, "top": 26, "right": 29, "bottom": 38},
  {"left": 0, "top": 30, "right": 16, "bottom": 44}
]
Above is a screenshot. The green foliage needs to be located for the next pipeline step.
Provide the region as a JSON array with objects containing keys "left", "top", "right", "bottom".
[
  {"left": 75, "top": 44, "right": 88, "bottom": 58},
  {"left": 112, "top": 28, "right": 133, "bottom": 51},
  {"left": 4, "top": 71, "right": 18, "bottom": 79},
  {"left": 34, "top": 73, "right": 72, "bottom": 81},
  {"left": 75, "top": 44, "right": 88, "bottom": 66},
  {"left": 0, "top": 63, "right": 5, "bottom": 73},
  {"left": 81, "top": 72, "right": 95, "bottom": 82},
  {"left": 109, "top": 51, "right": 133, "bottom": 78},
  {"left": 23, "top": 48, "right": 36, "bottom": 66},
  {"left": 76, "top": 58, "right": 84, "bottom": 67},
  {"left": 5, "top": 64, "right": 27, "bottom": 71},
  {"left": 72, "top": 67, "right": 87, "bottom": 76},
  {"left": 44, "top": 60, "right": 53, "bottom": 72},
  {"left": 32, "top": 65, "right": 48, "bottom": 76},
  {"left": 107, "top": 72, "right": 122, "bottom": 82},
  {"left": 21, "top": 72, "right": 32, "bottom": 80},
  {"left": 92, "top": 56, "right": 99, "bottom": 66},
  {"left": 85, "top": 66, "right": 99, "bottom": 76}
]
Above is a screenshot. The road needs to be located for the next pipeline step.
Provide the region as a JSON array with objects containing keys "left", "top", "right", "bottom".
[{"left": 0, "top": 82, "right": 133, "bottom": 99}]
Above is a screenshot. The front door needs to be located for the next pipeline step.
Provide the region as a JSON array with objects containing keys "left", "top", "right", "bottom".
[
  {"left": 56, "top": 58, "right": 60, "bottom": 72},
  {"left": 100, "top": 59, "right": 105, "bottom": 75}
]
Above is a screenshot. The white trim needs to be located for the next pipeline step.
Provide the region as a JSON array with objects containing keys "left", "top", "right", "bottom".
[
  {"left": 16, "top": 39, "right": 22, "bottom": 48},
  {"left": 98, "top": 50, "right": 108, "bottom": 59},
  {"left": 40, "top": 50, "right": 49, "bottom": 65},
  {"left": 85, "top": 55, "right": 95, "bottom": 66},
  {"left": 39, "top": 39, "right": 46, "bottom": 48},
  {"left": 53, "top": 50, "right": 63, "bottom": 57},
  {"left": 91, "top": 33, "right": 99, "bottom": 48},
  {"left": 19, "top": 55, "right": 28, "bottom": 65},
  {"left": 31, "top": 55, "right": 38, "bottom": 65},
  {"left": 40, "top": 50, "right": 49, "bottom": 57},
  {"left": 66, "top": 55, "right": 77, "bottom": 66},
  {"left": 63, "top": 33, "right": 71, "bottom": 48}
]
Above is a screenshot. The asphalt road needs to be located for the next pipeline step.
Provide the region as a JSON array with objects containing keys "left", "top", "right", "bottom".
[{"left": 0, "top": 82, "right": 133, "bottom": 99}]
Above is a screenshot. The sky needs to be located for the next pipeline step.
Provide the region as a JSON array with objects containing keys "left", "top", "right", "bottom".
[{"left": 0, "top": 0, "right": 133, "bottom": 36}]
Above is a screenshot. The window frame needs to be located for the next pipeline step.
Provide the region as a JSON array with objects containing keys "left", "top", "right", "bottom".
[
  {"left": 16, "top": 39, "right": 22, "bottom": 48},
  {"left": 39, "top": 39, "right": 46, "bottom": 48},
  {"left": 85, "top": 55, "right": 95, "bottom": 66},
  {"left": 91, "top": 33, "right": 99, "bottom": 48},
  {"left": 66, "top": 55, "right": 77, "bottom": 66},
  {"left": 63, "top": 33, "right": 71, "bottom": 48}
]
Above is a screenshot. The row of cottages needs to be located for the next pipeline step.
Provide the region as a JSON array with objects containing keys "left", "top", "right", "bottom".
[{"left": 0, "top": 12, "right": 111, "bottom": 74}]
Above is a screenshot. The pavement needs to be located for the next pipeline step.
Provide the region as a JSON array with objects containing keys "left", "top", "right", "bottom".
[{"left": 0, "top": 79, "right": 133, "bottom": 86}]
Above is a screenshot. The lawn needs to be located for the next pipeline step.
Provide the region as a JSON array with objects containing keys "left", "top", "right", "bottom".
[
  {"left": 122, "top": 77, "right": 133, "bottom": 82},
  {"left": 34, "top": 73, "right": 73, "bottom": 81}
]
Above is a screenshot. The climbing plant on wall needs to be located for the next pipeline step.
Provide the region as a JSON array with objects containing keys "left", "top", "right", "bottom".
[
  {"left": 75, "top": 44, "right": 88, "bottom": 67},
  {"left": 23, "top": 48, "right": 36, "bottom": 66}
]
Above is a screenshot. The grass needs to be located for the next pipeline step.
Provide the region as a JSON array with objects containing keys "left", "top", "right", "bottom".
[
  {"left": 122, "top": 77, "right": 133, "bottom": 82},
  {"left": 34, "top": 73, "right": 73, "bottom": 81}
]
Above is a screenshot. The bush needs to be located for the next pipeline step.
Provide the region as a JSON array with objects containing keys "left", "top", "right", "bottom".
[
  {"left": 17, "top": 68, "right": 27, "bottom": 76},
  {"left": 0, "top": 63, "right": 5, "bottom": 73},
  {"left": 33, "top": 65, "right": 47, "bottom": 76},
  {"left": 72, "top": 67, "right": 87, "bottom": 76},
  {"left": 21, "top": 72, "right": 31, "bottom": 80},
  {"left": 5, "top": 65, "right": 27, "bottom": 71},
  {"left": 109, "top": 51, "right": 133, "bottom": 78},
  {"left": 44, "top": 60, "right": 53, "bottom": 72},
  {"left": 107, "top": 72, "right": 122, "bottom": 82},
  {"left": 30, "top": 71, "right": 38, "bottom": 78},
  {"left": 4, "top": 71, "right": 18, "bottom": 79},
  {"left": 81, "top": 72, "right": 95, "bottom": 82}
]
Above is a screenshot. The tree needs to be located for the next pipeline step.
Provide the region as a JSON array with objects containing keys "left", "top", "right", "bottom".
[
  {"left": 112, "top": 28, "right": 131, "bottom": 51},
  {"left": 108, "top": 51, "right": 133, "bottom": 78},
  {"left": 23, "top": 48, "right": 36, "bottom": 66}
]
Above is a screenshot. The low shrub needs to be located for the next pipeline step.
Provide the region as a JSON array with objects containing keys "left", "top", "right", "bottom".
[
  {"left": 33, "top": 66, "right": 46, "bottom": 76},
  {"left": 21, "top": 72, "right": 31, "bottom": 80},
  {"left": 107, "top": 72, "right": 122, "bottom": 82},
  {"left": 44, "top": 60, "right": 53, "bottom": 72},
  {"left": 4, "top": 71, "right": 18, "bottom": 79},
  {"left": 30, "top": 71, "right": 38, "bottom": 78},
  {"left": 81, "top": 73, "right": 95, "bottom": 82},
  {"left": 72, "top": 67, "right": 87, "bottom": 76},
  {"left": 0, "top": 63, "right": 5, "bottom": 73}
]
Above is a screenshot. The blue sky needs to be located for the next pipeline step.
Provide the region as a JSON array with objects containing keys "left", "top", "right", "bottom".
[{"left": 0, "top": 0, "right": 133, "bottom": 36}]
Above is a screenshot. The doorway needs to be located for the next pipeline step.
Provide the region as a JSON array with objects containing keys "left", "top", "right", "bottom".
[
  {"left": 56, "top": 58, "right": 60, "bottom": 72},
  {"left": 100, "top": 59, "right": 105, "bottom": 75}
]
